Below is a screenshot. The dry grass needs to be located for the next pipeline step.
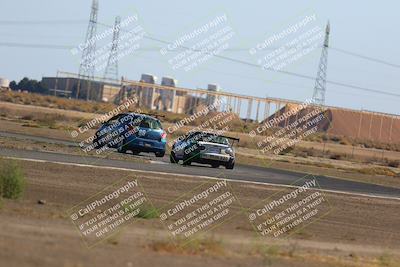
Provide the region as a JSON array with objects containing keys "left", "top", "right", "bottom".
[
  {"left": 0, "top": 91, "right": 116, "bottom": 113},
  {"left": 357, "top": 167, "right": 399, "bottom": 177},
  {"left": 148, "top": 236, "right": 224, "bottom": 256}
]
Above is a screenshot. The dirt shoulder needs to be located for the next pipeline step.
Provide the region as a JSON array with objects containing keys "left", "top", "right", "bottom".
[{"left": 0, "top": 159, "right": 399, "bottom": 267}]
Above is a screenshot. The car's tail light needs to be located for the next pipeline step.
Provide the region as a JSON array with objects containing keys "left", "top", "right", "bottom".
[
  {"left": 161, "top": 131, "right": 167, "bottom": 140},
  {"left": 224, "top": 148, "right": 234, "bottom": 156}
]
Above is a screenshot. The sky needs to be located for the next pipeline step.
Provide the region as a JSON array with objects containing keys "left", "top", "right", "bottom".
[{"left": 0, "top": 0, "right": 399, "bottom": 115}]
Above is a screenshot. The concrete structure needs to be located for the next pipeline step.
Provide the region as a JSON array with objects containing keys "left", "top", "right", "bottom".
[
  {"left": 265, "top": 103, "right": 400, "bottom": 143},
  {"left": 0, "top": 78, "right": 10, "bottom": 90},
  {"left": 122, "top": 78, "right": 302, "bottom": 121},
  {"left": 206, "top": 84, "right": 220, "bottom": 111},
  {"left": 158, "top": 77, "right": 177, "bottom": 112},
  {"left": 138, "top": 74, "right": 157, "bottom": 109},
  {"left": 119, "top": 74, "right": 188, "bottom": 114}
]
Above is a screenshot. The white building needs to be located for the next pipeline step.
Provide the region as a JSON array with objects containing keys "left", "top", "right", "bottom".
[{"left": 0, "top": 77, "right": 10, "bottom": 90}]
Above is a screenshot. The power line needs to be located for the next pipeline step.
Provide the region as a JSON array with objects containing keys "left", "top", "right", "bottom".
[
  {"left": 2, "top": 18, "right": 400, "bottom": 69},
  {"left": 119, "top": 26, "right": 400, "bottom": 97},
  {"left": 134, "top": 29, "right": 400, "bottom": 98},
  {"left": 97, "top": 21, "right": 400, "bottom": 69},
  {"left": 0, "top": 20, "right": 86, "bottom": 25},
  {"left": 330, "top": 47, "right": 400, "bottom": 69},
  {"left": 1, "top": 19, "right": 400, "bottom": 68},
  {"left": 0, "top": 42, "right": 73, "bottom": 49}
]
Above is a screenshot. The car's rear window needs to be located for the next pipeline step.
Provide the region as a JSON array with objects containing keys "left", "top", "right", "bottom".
[
  {"left": 188, "top": 132, "right": 229, "bottom": 145},
  {"left": 135, "top": 117, "right": 162, "bottom": 130},
  {"left": 207, "top": 135, "right": 229, "bottom": 145}
]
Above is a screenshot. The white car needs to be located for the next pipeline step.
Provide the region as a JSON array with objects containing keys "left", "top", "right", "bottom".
[{"left": 170, "top": 131, "right": 239, "bottom": 169}]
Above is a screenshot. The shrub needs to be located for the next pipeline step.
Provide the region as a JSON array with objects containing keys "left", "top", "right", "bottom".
[
  {"left": 387, "top": 160, "right": 400, "bottom": 168},
  {"left": 330, "top": 136, "right": 341, "bottom": 143},
  {"left": 358, "top": 167, "right": 397, "bottom": 177},
  {"left": 278, "top": 146, "right": 294, "bottom": 155},
  {"left": 136, "top": 205, "right": 160, "bottom": 219},
  {"left": 0, "top": 159, "right": 25, "bottom": 199},
  {"left": 339, "top": 139, "right": 351, "bottom": 145},
  {"left": 123, "top": 203, "right": 160, "bottom": 219},
  {"left": 150, "top": 236, "right": 224, "bottom": 255},
  {"left": 329, "top": 154, "right": 342, "bottom": 160}
]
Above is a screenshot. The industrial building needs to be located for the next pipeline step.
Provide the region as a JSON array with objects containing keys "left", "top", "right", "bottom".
[{"left": 41, "top": 74, "right": 120, "bottom": 102}]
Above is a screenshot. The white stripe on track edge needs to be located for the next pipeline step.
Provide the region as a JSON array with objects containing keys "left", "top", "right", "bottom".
[{"left": 4, "top": 156, "right": 400, "bottom": 201}]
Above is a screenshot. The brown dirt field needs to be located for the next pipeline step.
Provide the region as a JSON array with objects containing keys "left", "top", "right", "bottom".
[{"left": 0, "top": 159, "right": 399, "bottom": 267}]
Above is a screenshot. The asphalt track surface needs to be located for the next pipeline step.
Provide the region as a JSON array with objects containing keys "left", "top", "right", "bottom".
[{"left": 1, "top": 131, "right": 400, "bottom": 199}]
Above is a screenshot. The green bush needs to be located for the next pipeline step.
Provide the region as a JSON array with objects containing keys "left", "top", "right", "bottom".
[
  {"left": 136, "top": 205, "right": 160, "bottom": 219},
  {"left": 0, "top": 159, "right": 25, "bottom": 199},
  {"left": 123, "top": 203, "right": 160, "bottom": 219}
]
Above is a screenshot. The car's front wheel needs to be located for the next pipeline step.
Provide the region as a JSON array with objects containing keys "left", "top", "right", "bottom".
[
  {"left": 170, "top": 152, "right": 178, "bottom": 163},
  {"left": 225, "top": 160, "right": 235, "bottom": 169},
  {"left": 182, "top": 160, "right": 191, "bottom": 166},
  {"left": 182, "top": 152, "right": 192, "bottom": 166}
]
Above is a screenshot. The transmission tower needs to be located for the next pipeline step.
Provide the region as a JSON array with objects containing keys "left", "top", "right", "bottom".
[
  {"left": 77, "top": 0, "right": 98, "bottom": 99},
  {"left": 312, "top": 21, "right": 330, "bottom": 105},
  {"left": 79, "top": 0, "right": 98, "bottom": 78},
  {"left": 104, "top": 16, "right": 121, "bottom": 81}
]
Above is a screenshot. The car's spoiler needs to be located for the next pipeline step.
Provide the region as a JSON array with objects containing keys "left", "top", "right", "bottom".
[{"left": 221, "top": 135, "right": 240, "bottom": 143}]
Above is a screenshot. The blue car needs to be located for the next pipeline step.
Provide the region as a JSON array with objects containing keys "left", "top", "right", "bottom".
[{"left": 93, "top": 113, "right": 167, "bottom": 157}]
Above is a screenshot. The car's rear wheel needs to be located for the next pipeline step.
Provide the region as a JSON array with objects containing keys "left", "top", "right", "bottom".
[
  {"left": 155, "top": 151, "right": 165, "bottom": 157},
  {"left": 117, "top": 141, "right": 127, "bottom": 153}
]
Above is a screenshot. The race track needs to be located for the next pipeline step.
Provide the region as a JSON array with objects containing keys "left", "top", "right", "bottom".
[{"left": 1, "top": 144, "right": 399, "bottom": 199}]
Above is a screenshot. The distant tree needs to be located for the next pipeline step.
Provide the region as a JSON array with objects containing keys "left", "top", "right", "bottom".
[
  {"left": 37, "top": 81, "right": 49, "bottom": 94},
  {"left": 17, "top": 77, "right": 30, "bottom": 91},
  {"left": 12, "top": 77, "right": 48, "bottom": 94},
  {"left": 9, "top": 81, "right": 18, "bottom": 90}
]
